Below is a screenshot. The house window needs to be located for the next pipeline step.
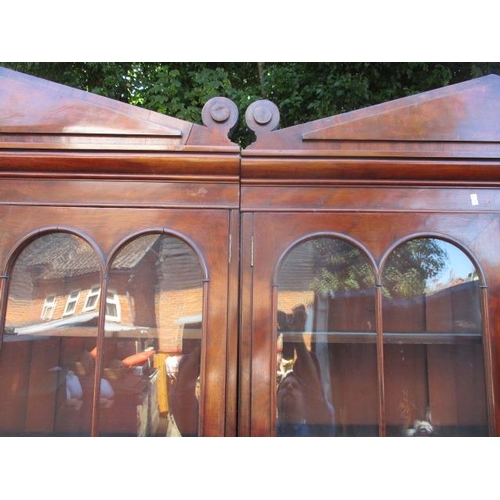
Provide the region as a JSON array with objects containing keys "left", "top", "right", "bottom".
[
  {"left": 105, "top": 290, "right": 120, "bottom": 321},
  {"left": 41, "top": 294, "right": 56, "bottom": 320},
  {"left": 82, "top": 286, "right": 120, "bottom": 321},
  {"left": 83, "top": 286, "right": 100, "bottom": 311},
  {"left": 63, "top": 289, "right": 80, "bottom": 316}
]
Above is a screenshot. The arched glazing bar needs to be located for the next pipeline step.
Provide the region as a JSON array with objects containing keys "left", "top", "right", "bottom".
[
  {"left": 0, "top": 229, "right": 105, "bottom": 436},
  {"left": 97, "top": 229, "right": 208, "bottom": 437},
  {"left": 273, "top": 233, "right": 379, "bottom": 437},
  {"left": 272, "top": 232, "right": 491, "bottom": 437},
  {"left": 380, "top": 235, "right": 489, "bottom": 437}
]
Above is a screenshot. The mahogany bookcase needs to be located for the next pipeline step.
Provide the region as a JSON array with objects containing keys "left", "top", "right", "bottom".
[{"left": 1, "top": 67, "right": 499, "bottom": 437}]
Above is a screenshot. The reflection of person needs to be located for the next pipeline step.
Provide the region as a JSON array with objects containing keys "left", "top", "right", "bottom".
[
  {"left": 168, "top": 344, "right": 201, "bottom": 437},
  {"left": 276, "top": 305, "right": 336, "bottom": 437},
  {"left": 277, "top": 372, "right": 308, "bottom": 436}
]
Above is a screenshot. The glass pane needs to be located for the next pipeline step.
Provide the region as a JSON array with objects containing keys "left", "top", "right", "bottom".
[
  {"left": 100, "top": 234, "right": 204, "bottom": 437},
  {"left": 276, "top": 237, "right": 378, "bottom": 437},
  {"left": 0, "top": 233, "right": 100, "bottom": 436},
  {"left": 382, "top": 238, "right": 488, "bottom": 436}
]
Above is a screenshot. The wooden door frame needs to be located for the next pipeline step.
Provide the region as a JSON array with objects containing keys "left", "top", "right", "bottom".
[{"left": 240, "top": 78, "right": 500, "bottom": 436}]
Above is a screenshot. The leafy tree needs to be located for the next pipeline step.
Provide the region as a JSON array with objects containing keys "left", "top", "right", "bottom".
[
  {"left": 382, "top": 239, "right": 447, "bottom": 298},
  {"left": 306, "top": 237, "right": 447, "bottom": 299},
  {"left": 310, "top": 238, "right": 375, "bottom": 294}
]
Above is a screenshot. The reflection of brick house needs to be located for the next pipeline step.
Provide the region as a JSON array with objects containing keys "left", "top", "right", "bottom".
[
  {"left": 6, "top": 233, "right": 204, "bottom": 353},
  {"left": 277, "top": 242, "right": 316, "bottom": 317}
]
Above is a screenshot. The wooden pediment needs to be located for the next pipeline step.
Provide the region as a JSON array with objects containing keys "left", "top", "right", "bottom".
[
  {"left": 303, "top": 75, "right": 500, "bottom": 143},
  {"left": 0, "top": 67, "right": 239, "bottom": 151},
  {"left": 244, "top": 75, "right": 500, "bottom": 159}
]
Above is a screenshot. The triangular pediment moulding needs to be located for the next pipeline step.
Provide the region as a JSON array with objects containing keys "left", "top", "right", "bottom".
[{"left": 2, "top": 67, "right": 500, "bottom": 184}]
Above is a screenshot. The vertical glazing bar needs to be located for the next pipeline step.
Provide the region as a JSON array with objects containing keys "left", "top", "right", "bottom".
[
  {"left": 225, "top": 209, "right": 240, "bottom": 436},
  {"left": 238, "top": 213, "right": 254, "bottom": 436},
  {"left": 90, "top": 274, "right": 108, "bottom": 437},
  {"left": 375, "top": 283, "right": 386, "bottom": 436},
  {"left": 270, "top": 283, "right": 279, "bottom": 437},
  {"left": 0, "top": 276, "right": 7, "bottom": 349},
  {"left": 480, "top": 286, "right": 496, "bottom": 436},
  {"left": 199, "top": 278, "right": 210, "bottom": 436}
]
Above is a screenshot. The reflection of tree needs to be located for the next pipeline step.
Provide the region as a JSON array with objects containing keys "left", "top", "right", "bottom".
[
  {"left": 383, "top": 239, "right": 447, "bottom": 298},
  {"left": 308, "top": 238, "right": 447, "bottom": 299},
  {"left": 310, "top": 239, "right": 375, "bottom": 295}
]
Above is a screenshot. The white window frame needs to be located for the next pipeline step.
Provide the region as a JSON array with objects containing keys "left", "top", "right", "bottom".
[
  {"left": 82, "top": 286, "right": 121, "bottom": 321},
  {"left": 41, "top": 294, "right": 57, "bottom": 320},
  {"left": 83, "top": 285, "right": 100, "bottom": 311},
  {"left": 105, "top": 289, "right": 121, "bottom": 321},
  {"left": 63, "top": 289, "right": 81, "bottom": 316}
]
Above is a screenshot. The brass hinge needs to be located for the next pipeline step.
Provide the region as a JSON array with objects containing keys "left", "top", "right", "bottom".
[{"left": 228, "top": 234, "right": 232, "bottom": 264}]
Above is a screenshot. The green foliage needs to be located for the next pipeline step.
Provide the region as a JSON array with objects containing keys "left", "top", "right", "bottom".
[
  {"left": 382, "top": 239, "right": 447, "bottom": 298},
  {"left": 3, "top": 62, "right": 135, "bottom": 101},
  {"left": 0, "top": 63, "right": 480, "bottom": 296},
  {"left": 310, "top": 239, "right": 375, "bottom": 295},
  {"left": 2, "top": 62, "right": 499, "bottom": 146},
  {"left": 263, "top": 62, "right": 459, "bottom": 128},
  {"left": 307, "top": 237, "right": 447, "bottom": 299}
]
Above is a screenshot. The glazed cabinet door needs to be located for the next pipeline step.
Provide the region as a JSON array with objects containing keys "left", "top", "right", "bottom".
[
  {"left": 240, "top": 211, "right": 499, "bottom": 437},
  {"left": 0, "top": 205, "right": 238, "bottom": 437}
]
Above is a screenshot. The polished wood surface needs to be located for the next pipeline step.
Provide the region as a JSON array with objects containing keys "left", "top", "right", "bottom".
[
  {"left": 0, "top": 68, "right": 238, "bottom": 151},
  {"left": 243, "top": 75, "right": 500, "bottom": 158},
  {"left": 0, "top": 67, "right": 240, "bottom": 437},
  {"left": 1, "top": 67, "right": 500, "bottom": 436},
  {"left": 240, "top": 75, "right": 500, "bottom": 437},
  {"left": 240, "top": 211, "right": 499, "bottom": 435}
]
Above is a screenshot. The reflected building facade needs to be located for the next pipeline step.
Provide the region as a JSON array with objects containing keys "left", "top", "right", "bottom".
[{"left": 1, "top": 232, "right": 204, "bottom": 436}]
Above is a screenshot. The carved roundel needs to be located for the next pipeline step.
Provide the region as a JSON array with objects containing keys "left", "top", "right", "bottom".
[
  {"left": 201, "top": 97, "right": 239, "bottom": 134},
  {"left": 245, "top": 99, "right": 280, "bottom": 137}
]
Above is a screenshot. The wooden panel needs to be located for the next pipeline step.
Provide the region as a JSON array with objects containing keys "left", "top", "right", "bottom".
[
  {"left": 0, "top": 206, "right": 233, "bottom": 437},
  {"left": 0, "top": 68, "right": 239, "bottom": 152},
  {"left": 0, "top": 206, "right": 227, "bottom": 265},
  {"left": 302, "top": 76, "right": 500, "bottom": 143},
  {"left": 428, "top": 344, "right": 488, "bottom": 433},
  {"left": 0, "top": 178, "right": 239, "bottom": 209},
  {"left": 245, "top": 211, "right": 499, "bottom": 436},
  {"left": 329, "top": 343, "right": 378, "bottom": 433},
  {"left": 242, "top": 186, "right": 500, "bottom": 212},
  {"left": 384, "top": 344, "right": 428, "bottom": 434},
  {"left": 23, "top": 337, "right": 61, "bottom": 434},
  {"left": 241, "top": 157, "right": 500, "bottom": 184},
  {"left": 0, "top": 152, "right": 240, "bottom": 181},
  {"left": 0, "top": 67, "right": 186, "bottom": 138},
  {"left": 244, "top": 76, "right": 500, "bottom": 159},
  {"left": 0, "top": 339, "right": 31, "bottom": 433}
]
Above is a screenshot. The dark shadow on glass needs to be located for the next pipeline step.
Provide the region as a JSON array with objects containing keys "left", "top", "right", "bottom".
[
  {"left": 277, "top": 305, "right": 336, "bottom": 437},
  {"left": 276, "top": 237, "right": 378, "bottom": 437}
]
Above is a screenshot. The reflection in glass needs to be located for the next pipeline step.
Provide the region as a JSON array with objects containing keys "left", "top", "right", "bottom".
[
  {"left": 100, "top": 234, "right": 204, "bottom": 437},
  {"left": 382, "top": 238, "right": 488, "bottom": 436},
  {"left": 276, "top": 237, "right": 377, "bottom": 437},
  {"left": 0, "top": 233, "right": 100, "bottom": 436}
]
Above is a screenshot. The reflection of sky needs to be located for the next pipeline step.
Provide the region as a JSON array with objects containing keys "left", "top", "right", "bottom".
[{"left": 427, "top": 240, "right": 476, "bottom": 290}]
